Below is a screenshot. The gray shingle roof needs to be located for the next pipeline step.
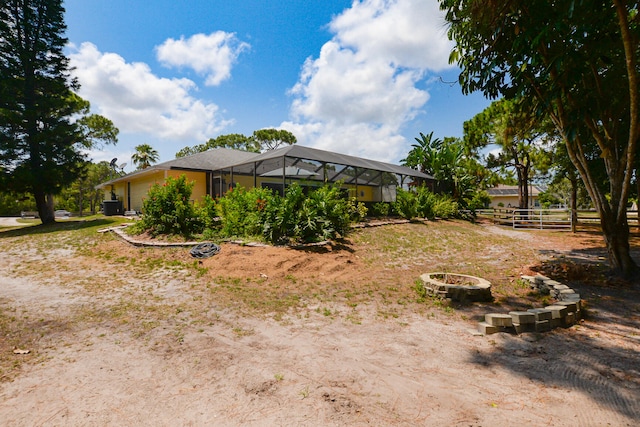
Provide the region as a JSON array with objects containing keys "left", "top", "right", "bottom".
[{"left": 97, "top": 148, "right": 260, "bottom": 187}]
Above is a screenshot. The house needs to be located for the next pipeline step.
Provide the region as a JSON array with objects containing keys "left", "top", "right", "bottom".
[
  {"left": 97, "top": 145, "right": 433, "bottom": 214},
  {"left": 487, "top": 184, "right": 545, "bottom": 209}
]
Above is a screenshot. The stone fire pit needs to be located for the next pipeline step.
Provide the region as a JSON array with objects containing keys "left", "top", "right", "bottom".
[{"left": 419, "top": 272, "right": 492, "bottom": 302}]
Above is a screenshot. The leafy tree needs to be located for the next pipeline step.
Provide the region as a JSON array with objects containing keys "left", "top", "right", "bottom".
[
  {"left": 252, "top": 128, "right": 296, "bottom": 150},
  {"left": 175, "top": 133, "right": 260, "bottom": 158},
  {"left": 464, "top": 99, "right": 554, "bottom": 209},
  {"left": 0, "top": 0, "right": 115, "bottom": 224},
  {"left": 440, "top": 0, "right": 640, "bottom": 277},
  {"left": 56, "top": 161, "right": 113, "bottom": 215},
  {"left": 402, "top": 132, "right": 487, "bottom": 207},
  {"left": 132, "top": 143, "right": 159, "bottom": 169}
]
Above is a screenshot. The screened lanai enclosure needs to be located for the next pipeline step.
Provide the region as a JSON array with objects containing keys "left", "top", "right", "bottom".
[{"left": 212, "top": 145, "right": 433, "bottom": 203}]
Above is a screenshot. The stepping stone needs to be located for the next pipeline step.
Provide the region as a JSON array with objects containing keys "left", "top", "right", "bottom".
[
  {"left": 478, "top": 322, "right": 499, "bottom": 335},
  {"left": 564, "top": 312, "right": 576, "bottom": 327},
  {"left": 513, "top": 322, "right": 536, "bottom": 334},
  {"left": 535, "top": 320, "right": 551, "bottom": 332},
  {"left": 554, "top": 301, "right": 579, "bottom": 313},
  {"left": 485, "top": 313, "right": 513, "bottom": 327},
  {"left": 545, "top": 305, "right": 568, "bottom": 319},
  {"left": 527, "top": 308, "right": 553, "bottom": 321},
  {"left": 534, "top": 275, "right": 550, "bottom": 283},
  {"left": 509, "top": 311, "right": 536, "bottom": 324},
  {"left": 561, "top": 293, "right": 581, "bottom": 302}
]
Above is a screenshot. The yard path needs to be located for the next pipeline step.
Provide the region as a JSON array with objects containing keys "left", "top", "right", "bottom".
[{"left": 0, "top": 221, "right": 639, "bottom": 425}]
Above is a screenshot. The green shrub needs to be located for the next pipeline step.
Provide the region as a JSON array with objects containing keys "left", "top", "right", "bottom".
[
  {"left": 394, "top": 188, "right": 418, "bottom": 219},
  {"left": 260, "top": 183, "right": 366, "bottom": 244},
  {"left": 415, "top": 186, "right": 436, "bottom": 219},
  {"left": 195, "top": 195, "right": 218, "bottom": 229},
  {"left": 432, "top": 195, "right": 459, "bottom": 219},
  {"left": 370, "top": 202, "right": 391, "bottom": 217},
  {"left": 217, "top": 186, "right": 275, "bottom": 238},
  {"left": 135, "top": 175, "right": 203, "bottom": 237},
  {"left": 467, "top": 190, "right": 491, "bottom": 211}
]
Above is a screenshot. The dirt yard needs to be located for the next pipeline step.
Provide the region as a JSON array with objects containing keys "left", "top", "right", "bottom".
[{"left": 0, "top": 218, "right": 639, "bottom": 426}]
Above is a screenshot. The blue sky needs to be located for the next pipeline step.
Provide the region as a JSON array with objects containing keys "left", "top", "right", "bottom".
[{"left": 64, "top": 0, "right": 490, "bottom": 171}]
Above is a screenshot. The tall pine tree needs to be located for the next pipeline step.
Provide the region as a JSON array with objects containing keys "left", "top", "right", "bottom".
[{"left": 0, "top": 0, "right": 86, "bottom": 224}]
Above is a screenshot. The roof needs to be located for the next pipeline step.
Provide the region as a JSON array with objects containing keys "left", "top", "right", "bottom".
[
  {"left": 487, "top": 184, "right": 545, "bottom": 197},
  {"left": 225, "top": 145, "right": 433, "bottom": 179},
  {"left": 97, "top": 148, "right": 260, "bottom": 188}
]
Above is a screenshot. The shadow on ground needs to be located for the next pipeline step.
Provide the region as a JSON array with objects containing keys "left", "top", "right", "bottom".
[{"left": 0, "top": 218, "right": 118, "bottom": 239}]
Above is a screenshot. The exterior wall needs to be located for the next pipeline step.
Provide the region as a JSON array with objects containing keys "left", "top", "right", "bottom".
[
  {"left": 489, "top": 195, "right": 539, "bottom": 209},
  {"left": 104, "top": 170, "right": 209, "bottom": 213},
  {"left": 104, "top": 167, "right": 395, "bottom": 215},
  {"left": 166, "top": 170, "right": 208, "bottom": 204}
]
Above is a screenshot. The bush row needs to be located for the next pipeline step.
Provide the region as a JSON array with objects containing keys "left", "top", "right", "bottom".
[
  {"left": 130, "top": 176, "right": 477, "bottom": 243},
  {"left": 129, "top": 176, "right": 367, "bottom": 244}
]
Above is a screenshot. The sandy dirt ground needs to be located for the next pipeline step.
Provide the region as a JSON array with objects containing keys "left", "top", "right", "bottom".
[{"left": 0, "top": 220, "right": 639, "bottom": 426}]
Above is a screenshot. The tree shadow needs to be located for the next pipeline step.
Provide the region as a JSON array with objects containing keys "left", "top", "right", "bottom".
[
  {"left": 468, "top": 323, "right": 640, "bottom": 421},
  {"left": 0, "top": 218, "right": 119, "bottom": 239}
]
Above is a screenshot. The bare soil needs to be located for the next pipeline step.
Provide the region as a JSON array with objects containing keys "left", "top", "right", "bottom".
[{"left": 0, "top": 218, "right": 639, "bottom": 426}]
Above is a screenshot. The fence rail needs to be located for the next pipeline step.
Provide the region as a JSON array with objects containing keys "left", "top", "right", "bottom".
[{"left": 478, "top": 208, "right": 640, "bottom": 231}]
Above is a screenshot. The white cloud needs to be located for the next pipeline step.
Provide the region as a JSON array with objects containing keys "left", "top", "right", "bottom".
[
  {"left": 156, "top": 32, "right": 250, "bottom": 86},
  {"left": 286, "top": 0, "right": 454, "bottom": 162},
  {"left": 69, "top": 42, "right": 231, "bottom": 143}
]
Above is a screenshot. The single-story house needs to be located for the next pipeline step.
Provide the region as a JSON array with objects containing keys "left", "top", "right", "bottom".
[
  {"left": 487, "top": 184, "right": 545, "bottom": 209},
  {"left": 97, "top": 145, "right": 433, "bottom": 213}
]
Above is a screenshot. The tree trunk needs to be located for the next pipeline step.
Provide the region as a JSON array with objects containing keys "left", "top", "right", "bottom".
[
  {"left": 570, "top": 174, "right": 577, "bottom": 233},
  {"left": 600, "top": 210, "right": 637, "bottom": 277},
  {"left": 34, "top": 190, "right": 55, "bottom": 224}
]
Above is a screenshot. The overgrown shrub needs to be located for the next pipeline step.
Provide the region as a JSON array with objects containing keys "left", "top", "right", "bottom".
[
  {"left": 213, "top": 183, "right": 366, "bottom": 244},
  {"left": 370, "top": 202, "right": 391, "bottom": 217},
  {"left": 467, "top": 190, "right": 491, "bottom": 212},
  {"left": 134, "top": 175, "right": 203, "bottom": 237},
  {"left": 432, "top": 195, "right": 459, "bottom": 218},
  {"left": 415, "top": 186, "right": 436, "bottom": 219},
  {"left": 393, "top": 187, "right": 460, "bottom": 220},
  {"left": 216, "top": 186, "right": 274, "bottom": 238},
  {"left": 394, "top": 188, "right": 418, "bottom": 219}
]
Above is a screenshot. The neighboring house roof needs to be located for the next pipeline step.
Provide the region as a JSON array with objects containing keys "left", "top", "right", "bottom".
[
  {"left": 97, "top": 148, "right": 260, "bottom": 188},
  {"left": 487, "top": 184, "right": 545, "bottom": 197},
  {"left": 226, "top": 145, "right": 433, "bottom": 180}
]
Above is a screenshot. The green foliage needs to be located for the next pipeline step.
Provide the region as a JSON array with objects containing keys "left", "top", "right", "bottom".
[
  {"left": 0, "top": 192, "right": 36, "bottom": 216},
  {"left": 175, "top": 133, "right": 260, "bottom": 158},
  {"left": 440, "top": 0, "right": 640, "bottom": 275},
  {"left": 217, "top": 186, "right": 274, "bottom": 238},
  {"left": 394, "top": 187, "right": 460, "bottom": 220},
  {"left": 394, "top": 189, "right": 418, "bottom": 219},
  {"left": 432, "top": 196, "right": 459, "bottom": 219},
  {"left": 135, "top": 175, "right": 203, "bottom": 237},
  {"left": 467, "top": 190, "right": 491, "bottom": 211},
  {"left": 415, "top": 186, "right": 436, "bottom": 219},
  {"left": 370, "top": 202, "right": 391, "bottom": 217},
  {"left": 131, "top": 144, "right": 159, "bottom": 170},
  {"left": 215, "top": 183, "right": 365, "bottom": 244},
  {"left": 252, "top": 128, "right": 297, "bottom": 151},
  {"left": 0, "top": 1, "right": 117, "bottom": 224}
]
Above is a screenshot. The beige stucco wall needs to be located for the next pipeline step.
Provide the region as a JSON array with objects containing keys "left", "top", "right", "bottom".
[
  {"left": 105, "top": 168, "right": 385, "bottom": 215},
  {"left": 105, "top": 170, "right": 208, "bottom": 213}
]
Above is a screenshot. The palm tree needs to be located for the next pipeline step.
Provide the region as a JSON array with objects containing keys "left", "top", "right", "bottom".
[{"left": 131, "top": 144, "right": 159, "bottom": 169}]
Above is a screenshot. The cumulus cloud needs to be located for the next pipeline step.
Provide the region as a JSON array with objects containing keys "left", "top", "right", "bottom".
[
  {"left": 69, "top": 42, "right": 231, "bottom": 142},
  {"left": 286, "top": 0, "right": 454, "bottom": 162},
  {"left": 156, "top": 32, "right": 250, "bottom": 86}
]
